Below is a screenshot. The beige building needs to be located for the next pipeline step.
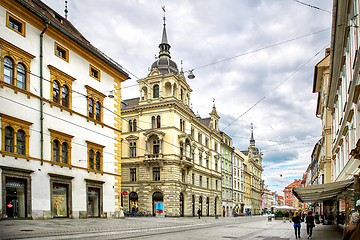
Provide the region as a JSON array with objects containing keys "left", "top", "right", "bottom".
[
  {"left": 120, "top": 20, "right": 222, "bottom": 217},
  {"left": 233, "top": 149, "right": 245, "bottom": 214},
  {"left": 241, "top": 127, "right": 263, "bottom": 215},
  {"left": 312, "top": 49, "right": 332, "bottom": 184}
]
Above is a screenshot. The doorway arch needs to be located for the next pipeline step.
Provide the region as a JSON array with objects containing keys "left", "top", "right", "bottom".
[{"left": 129, "top": 192, "right": 138, "bottom": 213}]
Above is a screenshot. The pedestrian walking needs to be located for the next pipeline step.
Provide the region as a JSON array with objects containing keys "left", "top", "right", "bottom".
[
  {"left": 292, "top": 212, "right": 302, "bottom": 239},
  {"left": 197, "top": 208, "right": 201, "bottom": 219},
  {"left": 343, "top": 212, "right": 360, "bottom": 240},
  {"left": 305, "top": 211, "right": 315, "bottom": 239}
]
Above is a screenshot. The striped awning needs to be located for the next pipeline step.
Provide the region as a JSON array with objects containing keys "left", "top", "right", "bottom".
[{"left": 292, "top": 179, "right": 354, "bottom": 202}]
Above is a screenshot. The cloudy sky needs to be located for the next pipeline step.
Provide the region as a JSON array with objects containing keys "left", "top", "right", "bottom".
[{"left": 42, "top": 0, "right": 333, "bottom": 193}]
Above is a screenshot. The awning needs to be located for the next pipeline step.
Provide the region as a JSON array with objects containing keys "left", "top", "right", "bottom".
[
  {"left": 271, "top": 205, "right": 297, "bottom": 211},
  {"left": 292, "top": 179, "right": 354, "bottom": 202}
]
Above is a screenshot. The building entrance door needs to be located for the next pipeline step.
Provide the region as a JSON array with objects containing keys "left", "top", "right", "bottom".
[
  {"left": 88, "top": 187, "right": 100, "bottom": 217},
  {"left": 179, "top": 193, "right": 184, "bottom": 217},
  {"left": 6, "top": 178, "right": 26, "bottom": 218}
]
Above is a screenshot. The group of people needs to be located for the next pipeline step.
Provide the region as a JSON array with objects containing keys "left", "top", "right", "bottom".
[{"left": 292, "top": 211, "right": 316, "bottom": 239}]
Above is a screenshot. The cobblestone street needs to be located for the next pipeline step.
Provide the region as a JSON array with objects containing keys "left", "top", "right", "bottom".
[{"left": 0, "top": 216, "right": 342, "bottom": 240}]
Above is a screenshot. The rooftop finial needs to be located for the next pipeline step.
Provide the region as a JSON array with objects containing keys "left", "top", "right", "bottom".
[
  {"left": 162, "top": 6, "right": 166, "bottom": 26},
  {"left": 64, "top": 1, "right": 68, "bottom": 20},
  {"left": 181, "top": 60, "right": 183, "bottom": 72},
  {"left": 213, "top": 98, "right": 215, "bottom": 107}
]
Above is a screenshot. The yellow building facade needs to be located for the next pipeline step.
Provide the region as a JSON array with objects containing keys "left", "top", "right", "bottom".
[{"left": 120, "top": 20, "right": 222, "bottom": 217}]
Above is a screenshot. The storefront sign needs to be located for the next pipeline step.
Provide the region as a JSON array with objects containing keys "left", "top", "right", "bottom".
[
  {"left": 7, "top": 203, "right": 13, "bottom": 208},
  {"left": 155, "top": 202, "right": 164, "bottom": 217}
]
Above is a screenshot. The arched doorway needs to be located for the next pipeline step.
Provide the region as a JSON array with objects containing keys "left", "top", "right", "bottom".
[
  {"left": 152, "top": 191, "right": 163, "bottom": 216},
  {"left": 199, "top": 196, "right": 203, "bottom": 215},
  {"left": 179, "top": 193, "right": 184, "bottom": 217},
  {"left": 206, "top": 197, "right": 209, "bottom": 216},
  {"left": 226, "top": 206, "right": 229, "bottom": 216},
  {"left": 192, "top": 195, "right": 195, "bottom": 216},
  {"left": 129, "top": 192, "right": 138, "bottom": 215}
]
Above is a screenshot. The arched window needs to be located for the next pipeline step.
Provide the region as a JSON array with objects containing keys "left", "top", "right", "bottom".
[
  {"left": 156, "top": 116, "right": 161, "bottom": 128},
  {"left": 151, "top": 116, "right": 156, "bottom": 129},
  {"left": 62, "top": 85, "right": 69, "bottom": 107},
  {"left": 95, "top": 101, "right": 101, "bottom": 121},
  {"left": 95, "top": 151, "right": 101, "bottom": 171},
  {"left": 53, "top": 80, "right": 60, "bottom": 103},
  {"left": 16, "top": 63, "right": 26, "bottom": 89},
  {"left": 133, "top": 120, "right": 137, "bottom": 131},
  {"left": 53, "top": 140, "right": 60, "bottom": 162},
  {"left": 153, "top": 84, "right": 159, "bottom": 98},
  {"left": 88, "top": 98, "right": 94, "bottom": 118},
  {"left": 129, "top": 120, "right": 133, "bottom": 132},
  {"left": 62, "top": 142, "right": 68, "bottom": 164},
  {"left": 5, "top": 126, "right": 14, "bottom": 152},
  {"left": 16, "top": 129, "right": 26, "bottom": 155},
  {"left": 4, "top": 57, "right": 14, "bottom": 84},
  {"left": 89, "top": 149, "right": 94, "bottom": 169}
]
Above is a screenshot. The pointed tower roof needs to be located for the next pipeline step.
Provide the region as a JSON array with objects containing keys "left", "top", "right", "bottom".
[
  {"left": 150, "top": 14, "right": 179, "bottom": 75},
  {"left": 250, "top": 123, "right": 255, "bottom": 146}
]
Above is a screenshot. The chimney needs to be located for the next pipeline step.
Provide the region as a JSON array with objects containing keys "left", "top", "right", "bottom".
[{"left": 325, "top": 48, "right": 330, "bottom": 57}]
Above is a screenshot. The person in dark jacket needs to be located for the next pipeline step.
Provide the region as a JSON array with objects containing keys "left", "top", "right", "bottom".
[
  {"left": 305, "top": 211, "right": 315, "bottom": 239},
  {"left": 292, "top": 212, "right": 302, "bottom": 239}
]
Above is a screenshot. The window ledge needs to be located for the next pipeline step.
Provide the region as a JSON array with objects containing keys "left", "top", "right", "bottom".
[
  {"left": 0, "top": 150, "right": 30, "bottom": 161},
  {"left": 87, "top": 169, "right": 104, "bottom": 175},
  {"left": 51, "top": 161, "right": 72, "bottom": 168},
  {"left": 87, "top": 117, "right": 105, "bottom": 128},
  {"left": 49, "top": 102, "right": 73, "bottom": 115},
  {"left": 1, "top": 82, "right": 32, "bottom": 99}
]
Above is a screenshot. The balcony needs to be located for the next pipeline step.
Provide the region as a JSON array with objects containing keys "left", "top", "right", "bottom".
[{"left": 143, "top": 154, "right": 163, "bottom": 166}]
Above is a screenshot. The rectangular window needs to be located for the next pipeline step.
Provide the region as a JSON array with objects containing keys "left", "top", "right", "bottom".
[
  {"left": 216, "top": 180, "right": 218, "bottom": 190},
  {"left": 199, "top": 176, "right": 202, "bottom": 187},
  {"left": 6, "top": 12, "right": 25, "bottom": 37},
  {"left": 89, "top": 65, "right": 100, "bottom": 81},
  {"left": 192, "top": 173, "right": 195, "bottom": 185},
  {"left": 182, "top": 170, "right": 186, "bottom": 182},
  {"left": 207, "top": 178, "right": 209, "bottom": 188},
  {"left": 55, "top": 43, "right": 69, "bottom": 62},
  {"left": 153, "top": 167, "right": 160, "bottom": 181},
  {"left": 130, "top": 168, "right": 136, "bottom": 182}
]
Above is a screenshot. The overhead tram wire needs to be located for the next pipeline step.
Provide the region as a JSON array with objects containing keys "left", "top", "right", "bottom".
[
  {"left": 186, "top": 28, "right": 330, "bottom": 73},
  {"left": 293, "top": 0, "right": 332, "bottom": 14},
  {"left": 221, "top": 43, "right": 329, "bottom": 131}
]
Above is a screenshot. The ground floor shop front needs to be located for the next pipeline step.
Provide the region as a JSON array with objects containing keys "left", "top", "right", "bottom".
[
  {"left": 1, "top": 165, "right": 119, "bottom": 219},
  {"left": 121, "top": 183, "right": 221, "bottom": 217}
]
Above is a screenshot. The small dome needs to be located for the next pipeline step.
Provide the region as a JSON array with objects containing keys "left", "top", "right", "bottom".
[{"left": 151, "top": 57, "right": 179, "bottom": 75}]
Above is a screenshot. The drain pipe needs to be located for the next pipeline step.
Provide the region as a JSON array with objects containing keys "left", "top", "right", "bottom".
[{"left": 40, "top": 22, "right": 49, "bottom": 165}]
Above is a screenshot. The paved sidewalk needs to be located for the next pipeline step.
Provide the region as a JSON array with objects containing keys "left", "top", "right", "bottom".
[
  {"left": 0, "top": 216, "right": 343, "bottom": 240},
  {"left": 253, "top": 219, "right": 343, "bottom": 240}
]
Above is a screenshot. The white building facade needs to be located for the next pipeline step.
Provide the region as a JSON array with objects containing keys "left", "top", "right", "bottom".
[{"left": 0, "top": 0, "right": 128, "bottom": 219}]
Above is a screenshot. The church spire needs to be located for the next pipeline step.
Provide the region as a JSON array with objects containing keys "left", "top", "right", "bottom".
[
  {"left": 250, "top": 123, "right": 255, "bottom": 146},
  {"left": 159, "top": 6, "right": 171, "bottom": 58}
]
